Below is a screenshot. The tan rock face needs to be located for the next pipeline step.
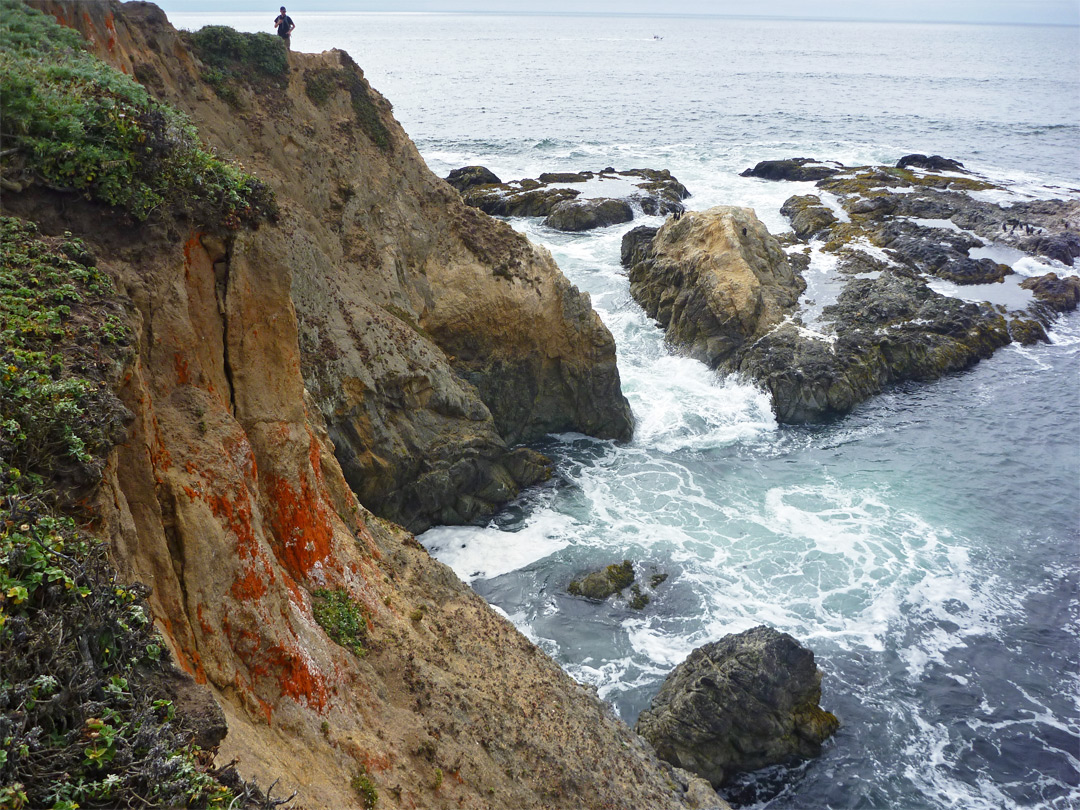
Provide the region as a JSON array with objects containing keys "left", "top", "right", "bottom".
[
  {"left": 628, "top": 206, "right": 805, "bottom": 367},
  {"left": 12, "top": 3, "right": 713, "bottom": 809}
]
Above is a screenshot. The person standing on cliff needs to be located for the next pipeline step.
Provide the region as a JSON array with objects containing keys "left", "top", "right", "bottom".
[{"left": 274, "top": 6, "right": 295, "bottom": 49}]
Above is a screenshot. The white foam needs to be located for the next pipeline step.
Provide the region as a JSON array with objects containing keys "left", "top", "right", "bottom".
[{"left": 419, "top": 510, "right": 579, "bottom": 583}]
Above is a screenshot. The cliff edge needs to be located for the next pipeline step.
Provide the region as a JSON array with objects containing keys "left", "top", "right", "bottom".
[{"left": 2, "top": 2, "right": 716, "bottom": 809}]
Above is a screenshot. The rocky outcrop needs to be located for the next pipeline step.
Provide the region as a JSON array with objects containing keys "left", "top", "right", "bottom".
[
  {"left": 12, "top": 4, "right": 718, "bottom": 809},
  {"left": 1021, "top": 272, "right": 1080, "bottom": 312},
  {"left": 636, "top": 626, "right": 839, "bottom": 788},
  {"left": 626, "top": 206, "right": 806, "bottom": 368},
  {"left": 448, "top": 166, "right": 690, "bottom": 230},
  {"left": 733, "top": 272, "right": 1011, "bottom": 422},
  {"left": 740, "top": 157, "right": 842, "bottom": 182}
]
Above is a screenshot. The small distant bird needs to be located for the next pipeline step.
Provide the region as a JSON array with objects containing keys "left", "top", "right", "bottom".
[{"left": 742, "top": 227, "right": 747, "bottom": 236}]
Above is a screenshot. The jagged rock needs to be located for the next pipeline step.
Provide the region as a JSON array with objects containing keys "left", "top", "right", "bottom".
[
  {"left": 445, "top": 164, "right": 502, "bottom": 192},
  {"left": 896, "top": 153, "right": 967, "bottom": 173},
  {"left": 780, "top": 194, "right": 838, "bottom": 239},
  {"left": 845, "top": 194, "right": 898, "bottom": 218},
  {"left": 1008, "top": 317, "right": 1049, "bottom": 345},
  {"left": 740, "top": 157, "right": 843, "bottom": 181},
  {"left": 544, "top": 197, "right": 634, "bottom": 231},
  {"left": 539, "top": 171, "right": 591, "bottom": 184},
  {"left": 1020, "top": 273, "right": 1080, "bottom": 311},
  {"left": 624, "top": 206, "right": 805, "bottom": 367},
  {"left": 636, "top": 626, "right": 839, "bottom": 788}
]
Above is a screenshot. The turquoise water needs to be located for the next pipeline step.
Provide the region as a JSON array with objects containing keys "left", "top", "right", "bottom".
[{"left": 177, "top": 12, "right": 1080, "bottom": 808}]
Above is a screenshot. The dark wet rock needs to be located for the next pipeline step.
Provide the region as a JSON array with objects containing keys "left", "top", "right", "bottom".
[
  {"left": 544, "top": 197, "right": 634, "bottom": 232},
  {"left": 1020, "top": 273, "right": 1080, "bottom": 312},
  {"left": 568, "top": 560, "right": 636, "bottom": 600},
  {"left": 622, "top": 225, "right": 659, "bottom": 269},
  {"left": 740, "top": 158, "right": 843, "bottom": 182},
  {"left": 445, "top": 165, "right": 502, "bottom": 192},
  {"left": 874, "top": 221, "right": 1010, "bottom": 284},
  {"left": 447, "top": 165, "right": 690, "bottom": 230},
  {"left": 896, "top": 154, "right": 967, "bottom": 173},
  {"left": 1020, "top": 232, "right": 1080, "bottom": 266},
  {"left": 736, "top": 272, "right": 1012, "bottom": 422},
  {"left": 781, "top": 194, "right": 838, "bottom": 239},
  {"left": 635, "top": 625, "right": 839, "bottom": 788}
]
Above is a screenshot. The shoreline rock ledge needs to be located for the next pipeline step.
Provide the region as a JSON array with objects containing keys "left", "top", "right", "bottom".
[{"left": 635, "top": 626, "right": 839, "bottom": 788}]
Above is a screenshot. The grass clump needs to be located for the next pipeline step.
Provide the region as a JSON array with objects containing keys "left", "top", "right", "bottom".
[
  {"left": 338, "top": 53, "right": 392, "bottom": 152},
  {"left": 311, "top": 589, "right": 369, "bottom": 657},
  {"left": 0, "top": 0, "right": 276, "bottom": 226},
  {"left": 303, "top": 68, "right": 337, "bottom": 106}
]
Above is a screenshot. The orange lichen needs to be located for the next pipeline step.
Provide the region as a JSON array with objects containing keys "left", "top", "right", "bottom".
[
  {"left": 174, "top": 352, "right": 191, "bottom": 385},
  {"left": 231, "top": 565, "right": 270, "bottom": 602},
  {"left": 266, "top": 471, "right": 335, "bottom": 581},
  {"left": 264, "top": 644, "right": 330, "bottom": 713}
]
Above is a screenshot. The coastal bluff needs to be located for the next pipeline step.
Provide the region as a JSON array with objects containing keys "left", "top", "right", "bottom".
[{"left": 2, "top": 2, "right": 725, "bottom": 809}]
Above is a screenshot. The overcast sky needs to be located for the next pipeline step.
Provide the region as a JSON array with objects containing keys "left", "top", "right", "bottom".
[{"left": 157, "top": 1, "right": 1079, "bottom": 26}]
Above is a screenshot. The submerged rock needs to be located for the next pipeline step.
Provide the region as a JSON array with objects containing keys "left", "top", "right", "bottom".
[{"left": 636, "top": 626, "right": 839, "bottom": 788}]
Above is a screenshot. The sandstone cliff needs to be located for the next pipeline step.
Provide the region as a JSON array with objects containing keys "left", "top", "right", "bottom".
[{"left": 4, "top": 3, "right": 717, "bottom": 808}]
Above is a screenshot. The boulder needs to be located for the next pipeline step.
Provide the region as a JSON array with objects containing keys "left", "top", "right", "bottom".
[
  {"left": 896, "top": 154, "right": 967, "bottom": 173},
  {"left": 626, "top": 206, "right": 805, "bottom": 367},
  {"left": 544, "top": 197, "right": 634, "bottom": 232},
  {"left": 635, "top": 626, "right": 839, "bottom": 788},
  {"left": 445, "top": 165, "right": 502, "bottom": 192},
  {"left": 780, "top": 194, "right": 838, "bottom": 239},
  {"left": 740, "top": 158, "right": 842, "bottom": 182}
]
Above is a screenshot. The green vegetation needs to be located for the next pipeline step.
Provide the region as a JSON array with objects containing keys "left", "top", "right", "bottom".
[
  {"left": 186, "top": 25, "right": 288, "bottom": 81},
  {"left": 311, "top": 588, "right": 369, "bottom": 657},
  {"left": 0, "top": 0, "right": 276, "bottom": 226},
  {"left": 0, "top": 217, "right": 130, "bottom": 498}
]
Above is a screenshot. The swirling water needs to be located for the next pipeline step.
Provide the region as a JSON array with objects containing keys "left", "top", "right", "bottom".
[{"left": 177, "top": 12, "right": 1080, "bottom": 808}]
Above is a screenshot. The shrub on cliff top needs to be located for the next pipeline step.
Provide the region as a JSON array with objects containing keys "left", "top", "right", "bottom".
[
  {"left": 0, "top": 0, "right": 276, "bottom": 226},
  {"left": 186, "top": 25, "right": 288, "bottom": 80}
]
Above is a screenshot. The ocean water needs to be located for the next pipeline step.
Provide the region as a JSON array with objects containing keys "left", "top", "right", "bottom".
[{"left": 176, "top": 12, "right": 1080, "bottom": 809}]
